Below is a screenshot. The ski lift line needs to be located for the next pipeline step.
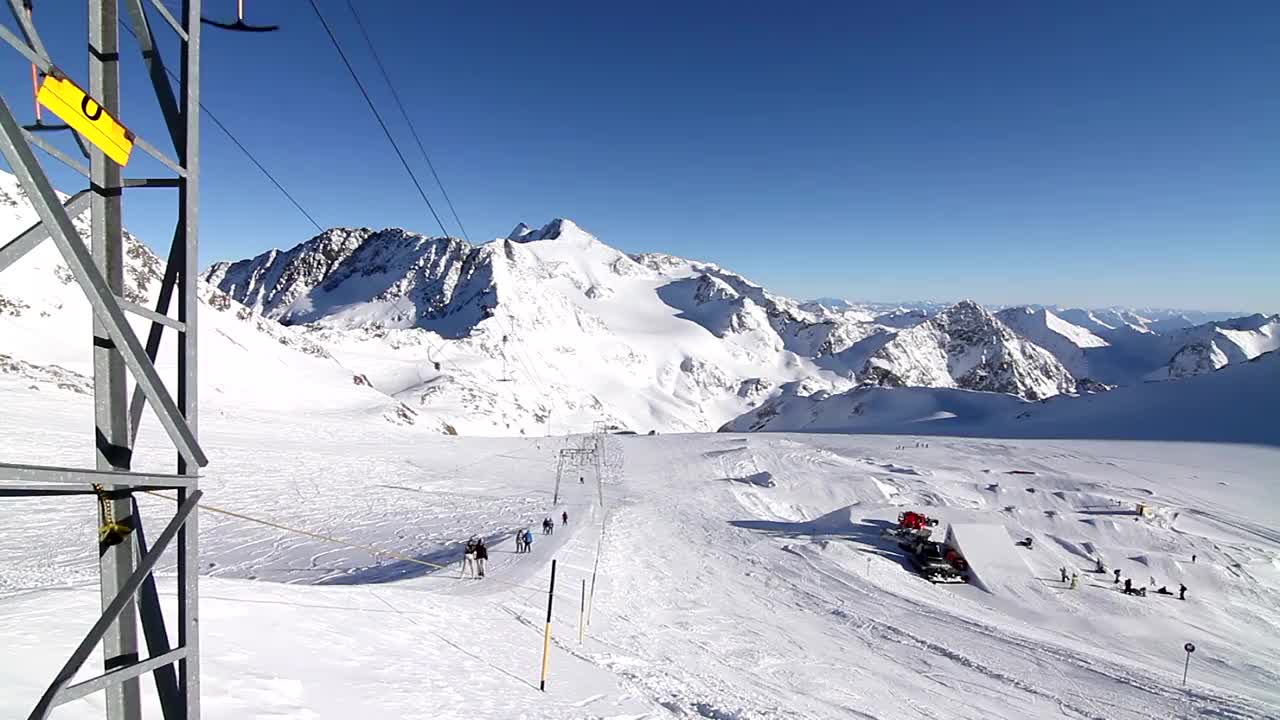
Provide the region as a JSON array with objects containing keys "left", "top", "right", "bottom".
[
  {"left": 114, "top": 19, "right": 325, "bottom": 233},
  {"left": 305, "top": 0, "right": 451, "bottom": 240},
  {"left": 201, "top": 0, "right": 279, "bottom": 32},
  {"left": 343, "top": 0, "right": 470, "bottom": 244},
  {"left": 140, "top": 490, "right": 588, "bottom": 600}
]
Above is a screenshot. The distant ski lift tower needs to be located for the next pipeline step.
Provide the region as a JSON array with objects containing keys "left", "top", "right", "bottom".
[
  {"left": 0, "top": 2, "right": 208, "bottom": 718},
  {"left": 501, "top": 333, "right": 510, "bottom": 381}
]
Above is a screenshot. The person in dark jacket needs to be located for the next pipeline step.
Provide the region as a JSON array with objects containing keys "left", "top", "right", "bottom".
[
  {"left": 475, "top": 538, "right": 488, "bottom": 578},
  {"left": 1179, "top": 583, "right": 1187, "bottom": 601},
  {"left": 562, "top": 511, "right": 568, "bottom": 526},
  {"left": 1124, "top": 578, "right": 1132, "bottom": 594},
  {"left": 461, "top": 537, "right": 478, "bottom": 579},
  {"left": 1114, "top": 568, "right": 1122, "bottom": 584}
]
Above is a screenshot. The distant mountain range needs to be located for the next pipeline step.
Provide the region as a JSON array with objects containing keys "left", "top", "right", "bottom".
[{"left": 2, "top": 166, "right": 1274, "bottom": 437}]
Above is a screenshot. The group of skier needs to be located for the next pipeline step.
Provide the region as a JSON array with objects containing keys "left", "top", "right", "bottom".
[
  {"left": 465, "top": 511, "right": 571, "bottom": 573},
  {"left": 541, "top": 512, "right": 567, "bottom": 535},
  {"left": 1056, "top": 557, "right": 1189, "bottom": 600},
  {"left": 460, "top": 536, "right": 488, "bottom": 579}
]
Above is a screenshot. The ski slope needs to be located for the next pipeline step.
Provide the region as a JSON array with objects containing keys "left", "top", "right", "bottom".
[{"left": 3, "top": 363, "right": 1279, "bottom": 720}]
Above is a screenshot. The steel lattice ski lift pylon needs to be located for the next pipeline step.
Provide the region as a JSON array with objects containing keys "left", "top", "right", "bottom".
[
  {"left": 202, "top": 0, "right": 278, "bottom": 32},
  {"left": 0, "top": 1, "right": 211, "bottom": 719}
]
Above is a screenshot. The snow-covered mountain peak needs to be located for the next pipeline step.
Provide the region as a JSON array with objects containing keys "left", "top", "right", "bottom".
[
  {"left": 861, "top": 300, "right": 1077, "bottom": 400},
  {"left": 506, "top": 218, "right": 589, "bottom": 244}
]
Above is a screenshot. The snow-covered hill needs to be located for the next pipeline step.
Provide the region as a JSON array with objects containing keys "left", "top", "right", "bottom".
[
  {"left": 0, "top": 172, "right": 425, "bottom": 435},
  {"left": 1151, "top": 313, "right": 1280, "bottom": 379},
  {"left": 725, "top": 349, "right": 1280, "bottom": 446},
  {"left": 991, "top": 305, "right": 1279, "bottom": 385}
]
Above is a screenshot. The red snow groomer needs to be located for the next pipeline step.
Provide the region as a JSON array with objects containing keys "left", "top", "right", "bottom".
[{"left": 882, "top": 510, "right": 940, "bottom": 543}]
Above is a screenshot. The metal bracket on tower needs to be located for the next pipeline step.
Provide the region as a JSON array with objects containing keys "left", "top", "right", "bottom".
[{"left": 0, "top": 2, "right": 204, "bottom": 719}]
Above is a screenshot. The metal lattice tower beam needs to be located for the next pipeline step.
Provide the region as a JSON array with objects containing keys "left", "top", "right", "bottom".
[{"left": 0, "top": 2, "right": 205, "bottom": 718}]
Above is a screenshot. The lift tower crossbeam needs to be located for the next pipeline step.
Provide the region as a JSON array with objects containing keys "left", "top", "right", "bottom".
[{"left": 0, "top": 2, "right": 205, "bottom": 719}]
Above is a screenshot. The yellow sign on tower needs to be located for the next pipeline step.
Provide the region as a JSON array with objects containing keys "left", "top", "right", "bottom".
[{"left": 37, "top": 69, "right": 134, "bottom": 167}]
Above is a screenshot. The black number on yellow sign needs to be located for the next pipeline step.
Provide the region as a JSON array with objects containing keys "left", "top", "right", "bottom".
[{"left": 37, "top": 69, "right": 134, "bottom": 166}]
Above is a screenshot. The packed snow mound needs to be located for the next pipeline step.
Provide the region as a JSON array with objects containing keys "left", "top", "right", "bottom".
[
  {"left": 943, "top": 524, "right": 1032, "bottom": 596},
  {"left": 727, "top": 349, "right": 1280, "bottom": 445},
  {"left": 863, "top": 300, "right": 1077, "bottom": 400}
]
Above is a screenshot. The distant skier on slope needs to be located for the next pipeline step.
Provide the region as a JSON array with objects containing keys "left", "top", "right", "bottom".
[
  {"left": 1123, "top": 578, "right": 1132, "bottom": 594},
  {"left": 1060, "top": 567, "right": 1068, "bottom": 583},
  {"left": 1179, "top": 583, "right": 1187, "bottom": 601},
  {"left": 524, "top": 528, "right": 534, "bottom": 551},
  {"left": 1114, "top": 568, "right": 1122, "bottom": 584},
  {"left": 475, "top": 538, "right": 488, "bottom": 578},
  {"left": 562, "top": 511, "right": 569, "bottom": 526},
  {"left": 515, "top": 530, "right": 525, "bottom": 554}
]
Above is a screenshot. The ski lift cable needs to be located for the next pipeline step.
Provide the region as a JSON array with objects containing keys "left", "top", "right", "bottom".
[
  {"left": 141, "top": 490, "right": 588, "bottom": 601},
  {"left": 343, "top": 0, "right": 470, "bottom": 244},
  {"left": 305, "top": 0, "right": 451, "bottom": 240},
  {"left": 115, "top": 16, "right": 325, "bottom": 233}
]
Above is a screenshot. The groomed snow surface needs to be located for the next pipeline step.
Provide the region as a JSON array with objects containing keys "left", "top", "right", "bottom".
[{"left": 3, "top": 375, "right": 1279, "bottom": 719}]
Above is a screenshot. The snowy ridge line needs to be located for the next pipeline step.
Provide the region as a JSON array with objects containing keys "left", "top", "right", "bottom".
[{"left": 142, "top": 491, "right": 585, "bottom": 602}]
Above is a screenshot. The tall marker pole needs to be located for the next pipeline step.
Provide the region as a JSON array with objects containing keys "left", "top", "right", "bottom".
[
  {"left": 540, "top": 559, "right": 557, "bottom": 691},
  {"left": 578, "top": 579, "right": 586, "bottom": 644}
]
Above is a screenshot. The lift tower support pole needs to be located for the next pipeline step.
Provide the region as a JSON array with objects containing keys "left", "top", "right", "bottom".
[{"left": 0, "top": 1, "right": 206, "bottom": 718}]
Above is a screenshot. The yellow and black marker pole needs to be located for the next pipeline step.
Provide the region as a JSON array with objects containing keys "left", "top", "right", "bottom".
[{"left": 540, "top": 559, "right": 557, "bottom": 692}]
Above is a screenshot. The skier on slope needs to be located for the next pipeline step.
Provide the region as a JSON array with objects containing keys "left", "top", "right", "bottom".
[
  {"left": 475, "top": 538, "right": 488, "bottom": 578},
  {"left": 524, "top": 528, "right": 534, "bottom": 551},
  {"left": 461, "top": 537, "right": 478, "bottom": 579},
  {"left": 1179, "top": 583, "right": 1187, "bottom": 601},
  {"left": 562, "top": 511, "right": 569, "bottom": 526},
  {"left": 1060, "top": 567, "right": 1068, "bottom": 583},
  {"left": 1123, "top": 578, "right": 1132, "bottom": 594},
  {"left": 1114, "top": 568, "right": 1122, "bottom": 584},
  {"left": 515, "top": 530, "right": 525, "bottom": 554}
]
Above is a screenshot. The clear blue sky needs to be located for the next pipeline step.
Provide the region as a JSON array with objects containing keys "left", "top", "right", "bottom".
[{"left": 3, "top": 1, "right": 1277, "bottom": 311}]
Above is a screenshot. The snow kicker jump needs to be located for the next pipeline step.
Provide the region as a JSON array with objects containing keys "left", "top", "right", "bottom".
[{"left": 944, "top": 523, "right": 1032, "bottom": 595}]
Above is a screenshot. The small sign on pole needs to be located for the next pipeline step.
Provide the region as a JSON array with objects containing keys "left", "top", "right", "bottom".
[
  {"left": 1182, "top": 642, "right": 1195, "bottom": 686},
  {"left": 37, "top": 69, "right": 134, "bottom": 166}
]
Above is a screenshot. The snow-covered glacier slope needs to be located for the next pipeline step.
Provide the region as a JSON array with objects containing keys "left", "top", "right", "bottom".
[{"left": 726, "top": 349, "right": 1280, "bottom": 446}]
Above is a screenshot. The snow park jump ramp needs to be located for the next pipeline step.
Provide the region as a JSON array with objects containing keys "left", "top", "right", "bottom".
[{"left": 945, "top": 523, "right": 1034, "bottom": 596}]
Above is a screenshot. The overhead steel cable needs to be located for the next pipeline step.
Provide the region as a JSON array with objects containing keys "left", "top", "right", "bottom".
[
  {"left": 305, "top": 0, "right": 451, "bottom": 239},
  {"left": 116, "top": 18, "right": 324, "bottom": 233},
  {"left": 344, "top": 0, "right": 471, "bottom": 244}
]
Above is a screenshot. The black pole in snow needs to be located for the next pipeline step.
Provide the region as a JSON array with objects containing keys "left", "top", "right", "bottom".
[{"left": 540, "top": 559, "right": 557, "bottom": 691}]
